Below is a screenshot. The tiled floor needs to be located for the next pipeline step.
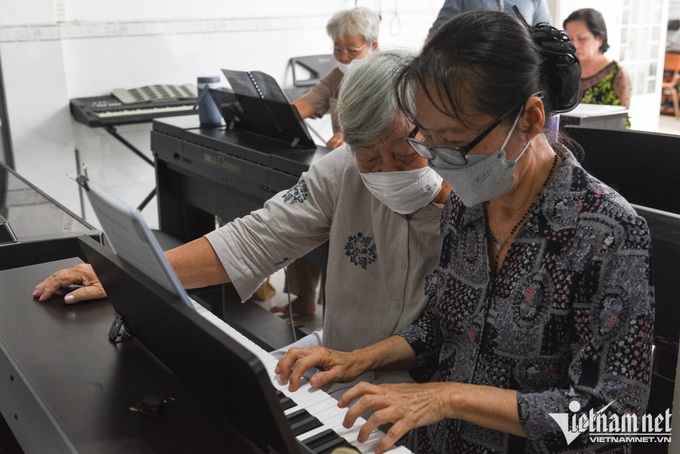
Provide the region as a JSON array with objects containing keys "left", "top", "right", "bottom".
[
  {"left": 251, "top": 268, "right": 324, "bottom": 335},
  {"left": 16, "top": 113, "right": 680, "bottom": 336},
  {"left": 657, "top": 112, "right": 680, "bottom": 134}
]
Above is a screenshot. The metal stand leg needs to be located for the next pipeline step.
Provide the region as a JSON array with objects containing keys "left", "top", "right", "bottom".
[
  {"left": 104, "top": 125, "right": 154, "bottom": 166},
  {"left": 138, "top": 188, "right": 156, "bottom": 211},
  {"left": 103, "top": 125, "right": 156, "bottom": 211},
  {"left": 75, "top": 148, "right": 85, "bottom": 220}
]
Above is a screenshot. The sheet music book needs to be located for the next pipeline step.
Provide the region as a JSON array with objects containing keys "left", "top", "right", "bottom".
[
  {"left": 76, "top": 174, "right": 194, "bottom": 310},
  {"left": 223, "top": 70, "right": 289, "bottom": 104}
]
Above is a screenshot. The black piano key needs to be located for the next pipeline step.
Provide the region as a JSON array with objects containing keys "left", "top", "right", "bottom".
[
  {"left": 277, "top": 391, "right": 296, "bottom": 411},
  {"left": 303, "top": 428, "right": 356, "bottom": 454},
  {"left": 317, "top": 440, "right": 358, "bottom": 454},
  {"left": 303, "top": 429, "right": 339, "bottom": 448},
  {"left": 287, "top": 409, "right": 323, "bottom": 437}
]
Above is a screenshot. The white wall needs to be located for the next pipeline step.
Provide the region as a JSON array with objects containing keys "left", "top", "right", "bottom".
[
  {"left": 670, "top": 0, "right": 680, "bottom": 18},
  {"left": 0, "top": 1, "right": 442, "bottom": 215}
]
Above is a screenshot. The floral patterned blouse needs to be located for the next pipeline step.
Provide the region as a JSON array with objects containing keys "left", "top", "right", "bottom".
[
  {"left": 400, "top": 145, "right": 654, "bottom": 453},
  {"left": 581, "top": 61, "right": 632, "bottom": 127}
]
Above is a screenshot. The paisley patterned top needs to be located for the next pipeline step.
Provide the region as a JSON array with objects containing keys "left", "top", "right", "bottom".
[
  {"left": 400, "top": 145, "right": 654, "bottom": 453},
  {"left": 581, "top": 61, "right": 631, "bottom": 127}
]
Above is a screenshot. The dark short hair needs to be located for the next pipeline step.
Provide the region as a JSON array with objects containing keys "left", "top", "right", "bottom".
[{"left": 563, "top": 8, "right": 610, "bottom": 53}]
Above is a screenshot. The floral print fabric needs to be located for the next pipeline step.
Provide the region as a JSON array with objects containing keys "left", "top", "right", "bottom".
[
  {"left": 581, "top": 61, "right": 631, "bottom": 127},
  {"left": 400, "top": 145, "right": 654, "bottom": 453}
]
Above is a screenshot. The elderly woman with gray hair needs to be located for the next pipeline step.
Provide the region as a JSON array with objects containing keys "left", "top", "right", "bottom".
[
  {"left": 292, "top": 7, "right": 380, "bottom": 150},
  {"left": 34, "top": 49, "right": 452, "bottom": 393}
]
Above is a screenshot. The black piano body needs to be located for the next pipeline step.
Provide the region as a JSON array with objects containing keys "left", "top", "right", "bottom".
[{"left": 151, "top": 115, "right": 330, "bottom": 245}]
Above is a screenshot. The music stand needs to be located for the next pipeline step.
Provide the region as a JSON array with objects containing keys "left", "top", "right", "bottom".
[
  {"left": 79, "top": 235, "right": 303, "bottom": 454},
  {"left": 221, "top": 69, "right": 316, "bottom": 149}
]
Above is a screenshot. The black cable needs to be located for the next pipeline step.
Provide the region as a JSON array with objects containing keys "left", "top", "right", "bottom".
[{"left": 282, "top": 266, "right": 297, "bottom": 342}]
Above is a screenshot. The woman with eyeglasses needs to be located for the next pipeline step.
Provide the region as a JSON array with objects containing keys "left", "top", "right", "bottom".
[
  {"left": 276, "top": 10, "right": 653, "bottom": 453},
  {"left": 291, "top": 7, "right": 380, "bottom": 150},
  {"left": 34, "top": 48, "right": 451, "bottom": 393}
]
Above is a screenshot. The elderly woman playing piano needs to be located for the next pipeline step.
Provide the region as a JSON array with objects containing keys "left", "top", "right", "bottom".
[{"left": 33, "top": 48, "right": 451, "bottom": 394}]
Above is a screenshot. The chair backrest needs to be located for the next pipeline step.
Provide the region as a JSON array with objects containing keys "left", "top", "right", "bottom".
[
  {"left": 288, "top": 54, "right": 336, "bottom": 87},
  {"left": 663, "top": 52, "right": 680, "bottom": 84}
]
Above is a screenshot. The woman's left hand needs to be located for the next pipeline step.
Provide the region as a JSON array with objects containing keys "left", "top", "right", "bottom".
[{"left": 338, "top": 381, "right": 454, "bottom": 454}]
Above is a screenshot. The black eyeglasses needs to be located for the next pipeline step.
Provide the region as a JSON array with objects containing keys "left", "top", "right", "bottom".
[{"left": 405, "top": 107, "right": 520, "bottom": 166}]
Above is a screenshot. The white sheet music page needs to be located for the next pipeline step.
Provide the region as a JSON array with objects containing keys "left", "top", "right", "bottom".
[{"left": 83, "top": 177, "right": 193, "bottom": 309}]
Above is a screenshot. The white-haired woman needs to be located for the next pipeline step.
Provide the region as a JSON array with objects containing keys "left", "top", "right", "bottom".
[{"left": 292, "top": 7, "right": 380, "bottom": 150}]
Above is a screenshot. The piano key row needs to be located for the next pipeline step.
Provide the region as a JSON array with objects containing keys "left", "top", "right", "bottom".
[
  {"left": 191, "top": 300, "right": 411, "bottom": 454},
  {"left": 94, "top": 104, "right": 195, "bottom": 119}
]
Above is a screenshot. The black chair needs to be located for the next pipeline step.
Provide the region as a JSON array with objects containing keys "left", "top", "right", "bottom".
[
  {"left": 564, "top": 126, "right": 680, "bottom": 214},
  {"left": 284, "top": 54, "right": 335, "bottom": 101},
  {"left": 288, "top": 54, "right": 335, "bottom": 87}
]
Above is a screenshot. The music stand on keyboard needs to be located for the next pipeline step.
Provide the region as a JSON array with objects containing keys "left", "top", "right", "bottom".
[
  {"left": 79, "top": 235, "right": 307, "bottom": 453},
  {"left": 74, "top": 172, "right": 299, "bottom": 451},
  {"left": 75, "top": 176, "right": 364, "bottom": 453},
  {"left": 221, "top": 69, "right": 316, "bottom": 149}
]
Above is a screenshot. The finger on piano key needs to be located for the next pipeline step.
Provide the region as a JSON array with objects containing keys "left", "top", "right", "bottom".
[
  {"left": 191, "top": 299, "right": 413, "bottom": 452},
  {"left": 355, "top": 429, "right": 385, "bottom": 453},
  {"left": 280, "top": 387, "right": 340, "bottom": 415}
]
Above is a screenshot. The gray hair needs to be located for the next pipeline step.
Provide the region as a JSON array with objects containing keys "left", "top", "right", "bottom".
[
  {"left": 326, "top": 7, "right": 381, "bottom": 45},
  {"left": 337, "top": 48, "right": 416, "bottom": 148}
]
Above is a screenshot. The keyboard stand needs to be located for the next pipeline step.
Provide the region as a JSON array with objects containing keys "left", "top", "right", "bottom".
[
  {"left": 104, "top": 125, "right": 156, "bottom": 210},
  {"left": 69, "top": 93, "right": 200, "bottom": 218},
  {"left": 74, "top": 125, "right": 156, "bottom": 219}
]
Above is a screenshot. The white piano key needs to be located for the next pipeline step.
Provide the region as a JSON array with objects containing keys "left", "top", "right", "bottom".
[
  {"left": 95, "top": 104, "right": 194, "bottom": 118},
  {"left": 192, "top": 298, "right": 412, "bottom": 453},
  {"left": 295, "top": 424, "right": 331, "bottom": 442}
]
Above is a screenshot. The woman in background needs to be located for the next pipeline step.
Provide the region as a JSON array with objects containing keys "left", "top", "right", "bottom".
[{"left": 564, "top": 8, "right": 631, "bottom": 125}]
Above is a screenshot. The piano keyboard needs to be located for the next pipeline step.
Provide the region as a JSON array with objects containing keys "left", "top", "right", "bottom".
[
  {"left": 191, "top": 300, "right": 412, "bottom": 454},
  {"left": 94, "top": 104, "right": 195, "bottom": 121},
  {"left": 70, "top": 95, "right": 198, "bottom": 127}
]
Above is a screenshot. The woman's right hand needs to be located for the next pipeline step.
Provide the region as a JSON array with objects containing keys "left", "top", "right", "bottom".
[
  {"left": 275, "top": 346, "right": 369, "bottom": 392},
  {"left": 32, "top": 264, "right": 107, "bottom": 303}
]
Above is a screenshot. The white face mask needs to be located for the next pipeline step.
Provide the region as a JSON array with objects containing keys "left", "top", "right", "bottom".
[
  {"left": 335, "top": 47, "right": 372, "bottom": 74},
  {"left": 360, "top": 167, "right": 443, "bottom": 214},
  {"left": 335, "top": 58, "right": 350, "bottom": 74}
]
